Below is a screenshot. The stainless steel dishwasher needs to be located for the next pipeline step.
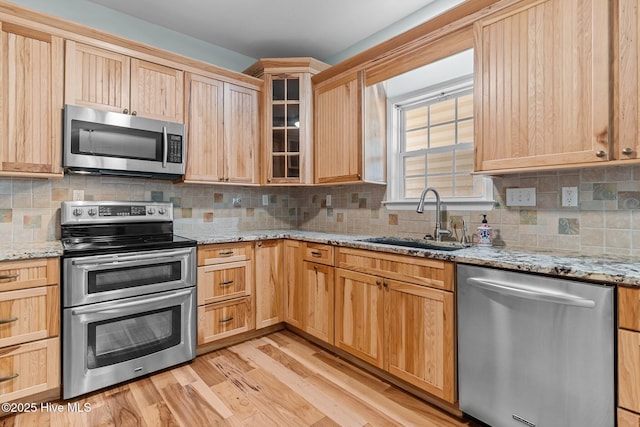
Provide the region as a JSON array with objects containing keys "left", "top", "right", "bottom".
[{"left": 457, "top": 264, "right": 614, "bottom": 427}]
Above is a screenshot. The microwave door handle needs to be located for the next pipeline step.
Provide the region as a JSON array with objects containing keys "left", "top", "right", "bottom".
[{"left": 162, "top": 126, "right": 168, "bottom": 168}]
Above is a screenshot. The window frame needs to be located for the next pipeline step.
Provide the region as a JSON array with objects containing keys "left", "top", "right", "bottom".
[{"left": 384, "top": 74, "right": 494, "bottom": 210}]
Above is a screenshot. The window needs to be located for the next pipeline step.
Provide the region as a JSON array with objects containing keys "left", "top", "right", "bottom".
[{"left": 385, "top": 74, "right": 493, "bottom": 209}]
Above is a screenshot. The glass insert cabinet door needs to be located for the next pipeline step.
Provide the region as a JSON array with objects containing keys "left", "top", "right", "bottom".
[{"left": 270, "top": 74, "right": 301, "bottom": 181}]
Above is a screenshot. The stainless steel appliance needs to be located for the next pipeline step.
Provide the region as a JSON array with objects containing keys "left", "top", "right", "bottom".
[
  {"left": 457, "top": 264, "right": 614, "bottom": 427},
  {"left": 63, "top": 105, "right": 185, "bottom": 179},
  {"left": 61, "top": 201, "right": 196, "bottom": 399}
]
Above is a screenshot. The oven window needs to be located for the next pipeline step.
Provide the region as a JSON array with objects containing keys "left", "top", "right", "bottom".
[
  {"left": 87, "top": 306, "right": 181, "bottom": 369},
  {"left": 88, "top": 261, "right": 182, "bottom": 294}
]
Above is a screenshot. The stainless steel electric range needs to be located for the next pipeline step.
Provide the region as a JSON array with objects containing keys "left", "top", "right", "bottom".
[{"left": 60, "top": 201, "right": 197, "bottom": 399}]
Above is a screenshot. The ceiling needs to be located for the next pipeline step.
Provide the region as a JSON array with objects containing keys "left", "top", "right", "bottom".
[{"left": 85, "top": 0, "right": 438, "bottom": 61}]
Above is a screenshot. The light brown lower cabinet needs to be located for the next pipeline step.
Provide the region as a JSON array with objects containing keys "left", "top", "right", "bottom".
[
  {"left": 303, "top": 261, "right": 334, "bottom": 344},
  {"left": 255, "top": 240, "right": 283, "bottom": 329},
  {"left": 334, "top": 248, "right": 455, "bottom": 404},
  {"left": 197, "top": 297, "right": 253, "bottom": 343},
  {"left": 0, "top": 257, "right": 60, "bottom": 404},
  {"left": 196, "top": 243, "right": 255, "bottom": 346},
  {"left": 283, "top": 241, "right": 335, "bottom": 345},
  {"left": 0, "top": 338, "right": 59, "bottom": 403},
  {"left": 620, "top": 407, "right": 640, "bottom": 427},
  {"left": 334, "top": 269, "right": 384, "bottom": 368}
]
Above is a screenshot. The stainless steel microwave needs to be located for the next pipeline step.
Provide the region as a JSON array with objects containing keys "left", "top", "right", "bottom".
[{"left": 63, "top": 105, "right": 185, "bottom": 179}]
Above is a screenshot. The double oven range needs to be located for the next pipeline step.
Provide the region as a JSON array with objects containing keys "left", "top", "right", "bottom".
[{"left": 61, "top": 201, "right": 197, "bottom": 399}]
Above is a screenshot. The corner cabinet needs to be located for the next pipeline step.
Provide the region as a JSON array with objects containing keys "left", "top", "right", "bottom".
[
  {"left": 474, "top": 0, "right": 610, "bottom": 173},
  {"left": 245, "top": 58, "right": 329, "bottom": 185},
  {"left": 0, "top": 23, "right": 64, "bottom": 178},
  {"left": 282, "top": 241, "right": 335, "bottom": 345},
  {"left": 183, "top": 72, "right": 259, "bottom": 184},
  {"left": 64, "top": 41, "right": 184, "bottom": 123},
  {"left": 254, "top": 240, "right": 283, "bottom": 329}
]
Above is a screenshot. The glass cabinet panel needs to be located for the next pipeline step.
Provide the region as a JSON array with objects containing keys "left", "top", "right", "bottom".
[{"left": 270, "top": 76, "right": 301, "bottom": 180}]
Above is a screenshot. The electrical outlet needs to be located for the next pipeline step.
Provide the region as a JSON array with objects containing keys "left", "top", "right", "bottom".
[
  {"left": 505, "top": 187, "right": 536, "bottom": 207},
  {"left": 72, "top": 190, "right": 84, "bottom": 201},
  {"left": 232, "top": 197, "right": 242, "bottom": 207},
  {"left": 326, "top": 195, "right": 332, "bottom": 207},
  {"left": 562, "top": 187, "right": 578, "bottom": 207},
  {"left": 262, "top": 195, "right": 269, "bottom": 206}
]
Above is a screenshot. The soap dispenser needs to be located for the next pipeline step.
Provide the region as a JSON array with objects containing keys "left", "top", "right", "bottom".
[{"left": 477, "top": 214, "right": 492, "bottom": 247}]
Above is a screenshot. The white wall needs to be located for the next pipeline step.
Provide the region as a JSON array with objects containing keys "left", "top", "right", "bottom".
[
  {"left": 385, "top": 48, "right": 473, "bottom": 98},
  {"left": 324, "top": 0, "right": 467, "bottom": 65},
  {"left": 7, "top": 0, "right": 257, "bottom": 72}
]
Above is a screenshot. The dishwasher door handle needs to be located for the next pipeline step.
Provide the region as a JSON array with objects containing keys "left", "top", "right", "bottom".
[{"left": 466, "top": 277, "right": 596, "bottom": 308}]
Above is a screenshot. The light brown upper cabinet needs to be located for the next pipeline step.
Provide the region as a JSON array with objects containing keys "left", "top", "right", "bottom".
[
  {"left": 245, "top": 58, "right": 329, "bottom": 185},
  {"left": 474, "top": 0, "right": 609, "bottom": 173},
  {"left": 0, "top": 22, "right": 64, "bottom": 178},
  {"left": 616, "top": 0, "right": 640, "bottom": 161},
  {"left": 314, "top": 70, "right": 386, "bottom": 184},
  {"left": 182, "top": 72, "right": 259, "bottom": 184},
  {"left": 65, "top": 41, "right": 184, "bottom": 123}
]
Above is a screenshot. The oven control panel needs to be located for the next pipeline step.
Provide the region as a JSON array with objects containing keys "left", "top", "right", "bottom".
[{"left": 62, "top": 201, "right": 173, "bottom": 224}]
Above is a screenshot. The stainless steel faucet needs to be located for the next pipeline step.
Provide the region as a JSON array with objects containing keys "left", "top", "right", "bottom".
[{"left": 416, "top": 187, "right": 452, "bottom": 242}]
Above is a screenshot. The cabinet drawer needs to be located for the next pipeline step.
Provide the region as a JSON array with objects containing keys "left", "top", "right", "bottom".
[
  {"left": 0, "top": 286, "right": 59, "bottom": 348},
  {"left": 198, "top": 243, "right": 252, "bottom": 266},
  {"left": 0, "top": 258, "right": 59, "bottom": 292},
  {"left": 0, "top": 338, "right": 59, "bottom": 403},
  {"left": 197, "top": 261, "right": 251, "bottom": 305},
  {"left": 619, "top": 407, "right": 640, "bottom": 427},
  {"left": 620, "top": 329, "right": 640, "bottom": 413},
  {"left": 620, "top": 286, "right": 640, "bottom": 332},
  {"left": 336, "top": 247, "right": 454, "bottom": 291},
  {"left": 197, "top": 297, "right": 254, "bottom": 344},
  {"left": 303, "top": 243, "right": 334, "bottom": 265}
]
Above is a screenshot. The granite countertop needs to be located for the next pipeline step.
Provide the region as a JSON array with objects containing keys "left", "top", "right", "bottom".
[
  {"left": 4, "top": 231, "right": 639, "bottom": 286},
  {"left": 182, "top": 230, "right": 640, "bottom": 287},
  {"left": 0, "top": 241, "right": 63, "bottom": 261}
]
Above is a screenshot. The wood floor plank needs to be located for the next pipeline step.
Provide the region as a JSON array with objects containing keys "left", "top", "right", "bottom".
[
  {"left": 103, "top": 386, "right": 148, "bottom": 427},
  {"left": 233, "top": 339, "right": 370, "bottom": 427},
  {"left": 272, "top": 336, "right": 456, "bottom": 427}
]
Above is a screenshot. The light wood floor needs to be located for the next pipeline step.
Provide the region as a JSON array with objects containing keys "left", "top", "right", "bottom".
[{"left": 1, "top": 331, "right": 478, "bottom": 426}]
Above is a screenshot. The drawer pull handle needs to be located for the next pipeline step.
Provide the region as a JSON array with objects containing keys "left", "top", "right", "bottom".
[
  {"left": 311, "top": 251, "right": 322, "bottom": 257},
  {"left": 0, "top": 317, "right": 18, "bottom": 325},
  {"left": 219, "top": 280, "right": 234, "bottom": 287},
  {"left": 219, "top": 317, "right": 234, "bottom": 323},
  {"left": 219, "top": 251, "right": 235, "bottom": 256},
  {"left": 0, "top": 273, "right": 18, "bottom": 280},
  {"left": 0, "top": 373, "right": 18, "bottom": 383}
]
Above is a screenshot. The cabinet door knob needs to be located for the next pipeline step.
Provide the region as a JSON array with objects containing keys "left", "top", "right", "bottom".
[
  {"left": 595, "top": 150, "right": 607, "bottom": 158},
  {"left": 622, "top": 147, "right": 634, "bottom": 155},
  {"left": 131, "top": 111, "right": 137, "bottom": 116},
  {"left": 122, "top": 108, "right": 129, "bottom": 114},
  {"left": 257, "top": 241, "right": 262, "bottom": 248},
  {"left": 376, "top": 280, "right": 382, "bottom": 287}
]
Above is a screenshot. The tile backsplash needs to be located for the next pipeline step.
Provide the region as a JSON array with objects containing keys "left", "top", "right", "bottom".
[{"left": 3, "top": 165, "right": 640, "bottom": 257}]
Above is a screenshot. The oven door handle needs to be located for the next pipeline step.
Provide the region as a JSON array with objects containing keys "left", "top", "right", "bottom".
[
  {"left": 71, "top": 288, "right": 193, "bottom": 315},
  {"left": 71, "top": 248, "right": 193, "bottom": 266}
]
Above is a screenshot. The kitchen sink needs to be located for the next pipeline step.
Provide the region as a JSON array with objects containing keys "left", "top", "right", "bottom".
[{"left": 359, "top": 237, "right": 468, "bottom": 251}]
